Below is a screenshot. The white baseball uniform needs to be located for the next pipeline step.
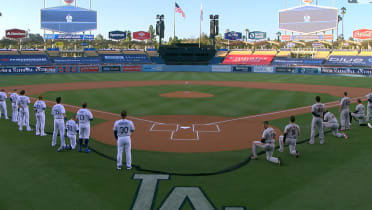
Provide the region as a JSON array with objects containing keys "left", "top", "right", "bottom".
[
  {"left": 66, "top": 119, "right": 79, "bottom": 149},
  {"left": 340, "top": 96, "right": 351, "bottom": 130},
  {"left": 0, "top": 91, "right": 9, "bottom": 120},
  {"left": 279, "top": 123, "right": 300, "bottom": 155},
  {"left": 76, "top": 108, "right": 93, "bottom": 139},
  {"left": 10, "top": 92, "right": 19, "bottom": 122},
  {"left": 16, "top": 95, "right": 32, "bottom": 131},
  {"left": 51, "top": 104, "right": 66, "bottom": 148},
  {"left": 310, "top": 102, "right": 326, "bottom": 144},
  {"left": 33, "top": 100, "right": 47, "bottom": 136},
  {"left": 323, "top": 112, "right": 345, "bottom": 138},
  {"left": 114, "top": 119, "right": 135, "bottom": 169},
  {"left": 366, "top": 93, "right": 372, "bottom": 121},
  {"left": 351, "top": 104, "right": 366, "bottom": 125},
  {"left": 252, "top": 127, "right": 280, "bottom": 164}
]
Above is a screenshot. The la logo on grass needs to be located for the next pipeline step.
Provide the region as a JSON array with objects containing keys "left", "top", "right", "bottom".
[{"left": 131, "top": 174, "right": 245, "bottom": 210}]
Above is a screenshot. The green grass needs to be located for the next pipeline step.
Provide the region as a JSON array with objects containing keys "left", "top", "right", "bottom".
[
  {"left": 40, "top": 85, "right": 339, "bottom": 117},
  {"left": 1, "top": 72, "right": 372, "bottom": 88}
]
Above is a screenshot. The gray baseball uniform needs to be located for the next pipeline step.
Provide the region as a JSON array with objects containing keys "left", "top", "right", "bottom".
[
  {"left": 310, "top": 103, "right": 326, "bottom": 144},
  {"left": 351, "top": 104, "right": 366, "bottom": 125},
  {"left": 279, "top": 123, "right": 300, "bottom": 155},
  {"left": 366, "top": 93, "right": 372, "bottom": 121},
  {"left": 252, "top": 127, "right": 280, "bottom": 164},
  {"left": 340, "top": 97, "right": 351, "bottom": 130},
  {"left": 0, "top": 91, "right": 8, "bottom": 119},
  {"left": 323, "top": 112, "right": 344, "bottom": 138},
  {"left": 10, "top": 92, "right": 19, "bottom": 123}
]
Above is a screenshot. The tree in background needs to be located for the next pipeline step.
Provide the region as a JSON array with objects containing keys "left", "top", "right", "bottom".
[{"left": 341, "top": 7, "right": 346, "bottom": 40}]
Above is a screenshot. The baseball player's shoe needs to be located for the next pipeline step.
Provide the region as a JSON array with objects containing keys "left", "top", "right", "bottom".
[
  {"left": 57, "top": 146, "right": 64, "bottom": 152},
  {"left": 85, "top": 148, "right": 91, "bottom": 153},
  {"left": 18, "top": 127, "right": 22, "bottom": 131},
  {"left": 295, "top": 151, "right": 300, "bottom": 158},
  {"left": 26, "top": 127, "right": 32, "bottom": 132},
  {"left": 52, "top": 144, "right": 56, "bottom": 148},
  {"left": 117, "top": 166, "right": 122, "bottom": 171},
  {"left": 126, "top": 167, "right": 132, "bottom": 171},
  {"left": 36, "top": 132, "right": 40, "bottom": 136},
  {"left": 251, "top": 155, "right": 257, "bottom": 160},
  {"left": 40, "top": 133, "right": 47, "bottom": 137},
  {"left": 343, "top": 133, "right": 348, "bottom": 139},
  {"left": 368, "top": 123, "right": 372, "bottom": 128},
  {"left": 278, "top": 149, "right": 284, "bottom": 153}
]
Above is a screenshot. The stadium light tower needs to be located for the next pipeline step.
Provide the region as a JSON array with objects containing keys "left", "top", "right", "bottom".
[
  {"left": 156, "top": 14, "right": 165, "bottom": 48},
  {"left": 209, "top": 14, "right": 219, "bottom": 48}
]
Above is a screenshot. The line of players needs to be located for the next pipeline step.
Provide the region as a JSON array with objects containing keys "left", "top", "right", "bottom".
[
  {"left": 251, "top": 90, "right": 372, "bottom": 165},
  {"left": 0, "top": 89, "right": 135, "bottom": 171}
]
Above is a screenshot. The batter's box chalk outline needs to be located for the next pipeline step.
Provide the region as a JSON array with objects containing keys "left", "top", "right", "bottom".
[
  {"left": 193, "top": 124, "right": 221, "bottom": 133},
  {"left": 149, "top": 123, "right": 179, "bottom": 132}
]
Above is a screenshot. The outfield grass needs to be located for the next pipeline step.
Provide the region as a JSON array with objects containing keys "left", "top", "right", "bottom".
[
  {"left": 1, "top": 72, "right": 372, "bottom": 210},
  {"left": 0, "top": 72, "right": 371, "bottom": 88},
  {"left": 41, "top": 85, "right": 339, "bottom": 117}
]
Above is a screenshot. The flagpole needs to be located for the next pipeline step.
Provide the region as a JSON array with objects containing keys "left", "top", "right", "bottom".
[
  {"left": 174, "top": 3, "right": 176, "bottom": 39},
  {"left": 199, "top": 3, "right": 202, "bottom": 48}
]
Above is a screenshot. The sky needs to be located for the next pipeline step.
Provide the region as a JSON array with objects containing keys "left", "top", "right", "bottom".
[{"left": 0, "top": 0, "right": 372, "bottom": 41}]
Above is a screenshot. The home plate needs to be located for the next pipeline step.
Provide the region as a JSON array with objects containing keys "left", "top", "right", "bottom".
[{"left": 180, "top": 126, "right": 191, "bottom": 130}]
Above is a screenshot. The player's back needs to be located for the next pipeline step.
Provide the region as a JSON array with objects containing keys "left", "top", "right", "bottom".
[
  {"left": 10, "top": 93, "right": 18, "bottom": 103},
  {"left": 263, "top": 127, "right": 276, "bottom": 144},
  {"left": 356, "top": 104, "right": 365, "bottom": 114},
  {"left": 285, "top": 123, "right": 300, "bottom": 139},
  {"left": 77, "top": 108, "right": 93, "bottom": 125},
  {"left": 325, "top": 112, "right": 338, "bottom": 124},
  {"left": 34, "top": 100, "right": 46, "bottom": 112},
  {"left": 0, "top": 92, "right": 6, "bottom": 101},
  {"left": 17, "top": 96, "right": 30, "bottom": 108},
  {"left": 340, "top": 97, "right": 350, "bottom": 110},
  {"left": 312, "top": 103, "right": 325, "bottom": 117},
  {"left": 52, "top": 104, "right": 65, "bottom": 119},
  {"left": 66, "top": 120, "right": 78, "bottom": 135},
  {"left": 114, "top": 119, "right": 135, "bottom": 137}
]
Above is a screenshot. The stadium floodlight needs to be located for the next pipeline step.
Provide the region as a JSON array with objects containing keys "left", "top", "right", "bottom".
[
  {"left": 156, "top": 14, "right": 165, "bottom": 47},
  {"left": 210, "top": 14, "right": 219, "bottom": 47}
]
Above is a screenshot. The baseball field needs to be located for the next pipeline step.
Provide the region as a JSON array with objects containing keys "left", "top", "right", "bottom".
[{"left": 0, "top": 72, "right": 372, "bottom": 210}]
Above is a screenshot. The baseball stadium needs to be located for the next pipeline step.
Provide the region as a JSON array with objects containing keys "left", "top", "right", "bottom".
[{"left": 1, "top": 0, "right": 372, "bottom": 209}]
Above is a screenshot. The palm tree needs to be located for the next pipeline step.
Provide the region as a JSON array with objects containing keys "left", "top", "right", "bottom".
[
  {"left": 276, "top": 32, "right": 282, "bottom": 42},
  {"left": 245, "top": 29, "right": 249, "bottom": 41},
  {"left": 341, "top": 7, "right": 346, "bottom": 40}
]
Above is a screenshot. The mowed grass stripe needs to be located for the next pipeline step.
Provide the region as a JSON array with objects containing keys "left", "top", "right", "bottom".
[{"left": 40, "top": 85, "right": 339, "bottom": 117}]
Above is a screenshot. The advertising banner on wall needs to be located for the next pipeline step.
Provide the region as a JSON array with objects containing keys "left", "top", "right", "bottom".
[
  {"left": 133, "top": 31, "right": 151, "bottom": 40},
  {"left": 272, "top": 58, "right": 324, "bottom": 66},
  {"left": 79, "top": 66, "right": 100, "bottom": 72},
  {"left": 223, "top": 55, "right": 274, "bottom": 65},
  {"left": 101, "top": 66, "right": 121, "bottom": 72},
  {"left": 224, "top": 31, "right": 242, "bottom": 40},
  {"left": 353, "top": 29, "right": 372, "bottom": 40},
  {"left": 122, "top": 66, "right": 142, "bottom": 72},
  {"left": 321, "top": 67, "right": 372, "bottom": 76},
  {"left": 6, "top": 29, "right": 27, "bottom": 39},
  {"left": 275, "top": 67, "right": 297, "bottom": 73},
  {"left": 109, "top": 31, "right": 126, "bottom": 40},
  {"left": 281, "top": 34, "right": 333, "bottom": 41},
  {"left": 142, "top": 64, "right": 164, "bottom": 72},
  {"left": 56, "top": 66, "right": 77, "bottom": 73},
  {"left": 44, "top": 34, "right": 94, "bottom": 40},
  {"left": 325, "top": 56, "right": 372, "bottom": 66},
  {"left": 232, "top": 66, "right": 253, "bottom": 72},
  {"left": 0, "top": 66, "right": 55, "bottom": 74},
  {"left": 253, "top": 66, "right": 274, "bottom": 73},
  {"left": 212, "top": 65, "right": 232, "bottom": 72}
]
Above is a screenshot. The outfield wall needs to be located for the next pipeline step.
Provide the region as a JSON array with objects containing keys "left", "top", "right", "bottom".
[{"left": 0, "top": 64, "right": 371, "bottom": 77}]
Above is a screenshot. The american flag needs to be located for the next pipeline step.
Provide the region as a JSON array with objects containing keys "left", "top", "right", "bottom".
[{"left": 175, "top": 2, "right": 186, "bottom": 18}]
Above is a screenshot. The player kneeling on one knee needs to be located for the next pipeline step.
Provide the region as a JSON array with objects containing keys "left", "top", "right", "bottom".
[
  {"left": 279, "top": 116, "right": 300, "bottom": 158},
  {"left": 66, "top": 116, "right": 79, "bottom": 150},
  {"left": 114, "top": 110, "right": 135, "bottom": 171},
  {"left": 76, "top": 102, "right": 93, "bottom": 153},
  {"left": 350, "top": 99, "right": 368, "bottom": 126},
  {"left": 251, "top": 121, "right": 281, "bottom": 165},
  {"left": 323, "top": 110, "right": 348, "bottom": 139}
]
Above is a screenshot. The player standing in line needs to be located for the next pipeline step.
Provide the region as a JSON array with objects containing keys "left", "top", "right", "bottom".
[
  {"left": 309, "top": 96, "right": 326, "bottom": 145},
  {"left": 323, "top": 110, "right": 348, "bottom": 139},
  {"left": 76, "top": 102, "right": 93, "bottom": 153},
  {"left": 251, "top": 121, "right": 281, "bottom": 165},
  {"left": 0, "top": 89, "right": 9, "bottom": 120},
  {"left": 66, "top": 116, "right": 79, "bottom": 150},
  {"left": 351, "top": 99, "right": 367, "bottom": 126},
  {"left": 9, "top": 89, "right": 19, "bottom": 123},
  {"left": 51, "top": 97, "right": 67, "bottom": 152},
  {"left": 366, "top": 88, "right": 372, "bottom": 122},
  {"left": 113, "top": 110, "right": 135, "bottom": 170},
  {"left": 278, "top": 116, "right": 300, "bottom": 158},
  {"left": 33, "top": 96, "right": 47, "bottom": 136},
  {"left": 340, "top": 92, "right": 351, "bottom": 131},
  {"left": 16, "top": 90, "right": 32, "bottom": 131}
]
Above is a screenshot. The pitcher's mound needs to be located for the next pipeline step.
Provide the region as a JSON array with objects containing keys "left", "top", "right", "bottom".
[{"left": 160, "top": 91, "right": 214, "bottom": 98}]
